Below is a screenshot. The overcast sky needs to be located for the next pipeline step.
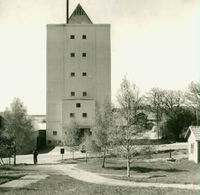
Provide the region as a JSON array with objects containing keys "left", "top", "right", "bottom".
[{"left": 0, "top": 0, "right": 199, "bottom": 114}]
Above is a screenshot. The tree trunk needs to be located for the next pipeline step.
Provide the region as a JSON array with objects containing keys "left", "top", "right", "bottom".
[
  {"left": 14, "top": 153, "right": 16, "bottom": 166},
  {"left": 85, "top": 152, "right": 87, "bottom": 163},
  {"left": 102, "top": 150, "right": 106, "bottom": 168},
  {"left": 127, "top": 155, "right": 130, "bottom": 177},
  {"left": 0, "top": 158, "right": 4, "bottom": 165},
  {"left": 13, "top": 146, "right": 16, "bottom": 166},
  {"left": 72, "top": 150, "right": 74, "bottom": 160}
]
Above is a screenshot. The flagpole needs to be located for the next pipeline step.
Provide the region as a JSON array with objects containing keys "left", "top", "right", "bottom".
[{"left": 66, "top": 0, "right": 69, "bottom": 24}]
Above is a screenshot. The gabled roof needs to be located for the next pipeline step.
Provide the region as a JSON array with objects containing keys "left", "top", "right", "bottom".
[
  {"left": 68, "top": 4, "right": 93, "bottom": 24},
  {"left": 185, "top": 126, "right": 200, "bottom": 141}
]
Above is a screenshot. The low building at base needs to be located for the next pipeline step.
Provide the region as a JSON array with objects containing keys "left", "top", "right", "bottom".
[
  {"left": 31, "top": 115, "right": 47, "bottom": 149},
  {"left": 185, "top": 126, "right": 200, "bottom": 163}
]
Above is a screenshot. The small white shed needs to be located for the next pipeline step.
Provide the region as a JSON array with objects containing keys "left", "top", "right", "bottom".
[{"left": 185, "top": 126, "right": 200, "bottom": 163}]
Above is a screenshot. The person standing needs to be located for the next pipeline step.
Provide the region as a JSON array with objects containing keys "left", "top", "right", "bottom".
[{"left": 33, "top": 149, "right": 38, "bottom": 165}]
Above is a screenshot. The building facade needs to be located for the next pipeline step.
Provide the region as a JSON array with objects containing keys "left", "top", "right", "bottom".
[{"left": 46, "top": 4, "right": 111, "bottom": 145}]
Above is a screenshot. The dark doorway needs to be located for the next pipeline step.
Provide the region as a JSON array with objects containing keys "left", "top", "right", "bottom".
[
  {"left": 77, "top": 128, "right": 91, "bottom": 143},
  {"left": 36, "top": 130, "right": 46, "bottom": 149}
]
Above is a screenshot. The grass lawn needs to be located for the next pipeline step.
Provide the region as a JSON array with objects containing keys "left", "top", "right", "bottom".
[
  {"left": 77, "top": 158, "right": 200, "bottom": 184},
  {"left": 0, "top": 174, "right": 199, "bottom": 195},
  {"left": 0, "top": 165, "right": 32, "bottom": 185},
  {"left": 134, "top": 149, "right": 187, "bottom": 159}
]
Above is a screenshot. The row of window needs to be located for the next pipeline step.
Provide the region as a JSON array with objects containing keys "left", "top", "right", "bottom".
[
  {"left": 70, "top": 113, "right": 87, "bottom": 118},
  {"left": 70, "top": 35, "right": 87, "bottom": 39},
  {"left": 70, "top": 52, "right": 87, "bottom": 57},
  {"left": 48, "top": 139, "right": 61, "bottom": 144},
  {"left": 71, "top": 72, "right": 87, "bottom": 77},
  {"left": 70, "top": 91, "right": 87, "bottom": 97}
]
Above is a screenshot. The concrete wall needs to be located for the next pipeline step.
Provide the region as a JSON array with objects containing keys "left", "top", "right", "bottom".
[
  {"left": 94, "top": 26, "right": 111, "bottom": 108},
  {"left": 62, "top": 99, "right": 95, "bottom": 127},
  {"left": 64, "top": 25, "right": 96, "bottom": 100},
  {"left": 46, "top": 25, "right": 65, "bottom": 144},
  {"left": 64, "top": 24, "right": 111, "bottom": 105},
  {"left": 46, "top": 24, "right": 111, "bottom": 145}
]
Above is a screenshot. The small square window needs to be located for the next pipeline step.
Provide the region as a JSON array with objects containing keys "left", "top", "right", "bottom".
[
  {"left": 70, "top": 113, "right": 75, "bottom": 117},
  {"left": 82, "top": 35, "right": 87, "bottom": 39},
  {"left": 71, "top": 72, "right": 75, "bottom": 77},
  {"left": 71, "top": 92, "right": 75, "bottom": 96},
  {"left": 53, "top": 131, "right": 57, "bottom": 136},
  {"left": 83, "top": 92, "right": 87, "bottom": 96},
  {"left": 82, "top": 53, "right": 86, "bottom": 57},
  {"left": 48, "top": 140, "right": 52, "bottom": 144},
  {"left": 82, "top": 72, "right": 87, "bottom": 76},
  {"left": 82, "top": 113, "right": 87, "bottom": 118},
  {"left": 70, "top": 53, "right": 75, "bottom": 57},
  {"left": 76, "top": 103, "right": 81, "bottom": 108},
  {"left": 70, "top": 35, "right": 75, "bottom": 39}
]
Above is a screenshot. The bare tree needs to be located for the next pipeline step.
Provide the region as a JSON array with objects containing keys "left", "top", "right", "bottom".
[
  {"left": 185, "top": 81, "right": 200, "bottom": 125},
  {"left": 110, "top": 121, "right": 142, "bottom": 177},
  {"left": 117, "top": 77, "right": 142, "bottom": 125},
  {"left": 112, "top": 77, "right": 143, "bottom": 177},
  {"left": 145, "top": 88, "right": 165, "bottom": 124},
  {"left": 64, "top": 120, "right": 80, "bottom": 160},
  {"left": 163, "top": 90, "right": 185, "bottom": 115},
  {"left": 91, "top": 99, "right": 113, "bottom": 168},
  {"left": 144, "top": 88, "right": 165, "bottom": 137}
]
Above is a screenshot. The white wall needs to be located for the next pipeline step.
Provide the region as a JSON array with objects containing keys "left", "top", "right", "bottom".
[
  {"left": 62, "top": 99, "right": 95, "bottom": 127},
  {"left": 46, "top": 24, "right": 111, "bottom": 144},
  {"left": 188, "top": 132, "right": 198, "bottom": 163},
  {"left": 46, "top": 25, "right": 65, "bottom": 143}
]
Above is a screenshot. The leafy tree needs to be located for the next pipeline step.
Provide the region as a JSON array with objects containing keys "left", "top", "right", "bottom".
[
  {"left": 0, "top": 136, "right": 13, "bottom": 165},
  {"left": 91, "top": 100, "right": 113, "bottom": 168},
  {"left": 160, "top": 107, "right": 195, "bottom": 141},
  {"left": 134, "top": 112, "right": 149, "bottom": 129},
  {"left": 145, "top": 89, "right": 185, "bottom": 138},
  {"left": 64, "top": 120, "right": 80, "bottom": 160},
  {"left": 3, "top": 98, "right": 35, "bottom": 164}
]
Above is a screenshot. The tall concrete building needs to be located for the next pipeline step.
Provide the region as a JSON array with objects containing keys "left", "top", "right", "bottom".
[{"left": 46, "top": 4, "right": 111, "bottom": 145}]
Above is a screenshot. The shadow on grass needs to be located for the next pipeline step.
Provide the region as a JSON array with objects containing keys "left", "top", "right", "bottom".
[
  {"left": 105, "top": 166, "right": 187, "bottom": 173},
  {"left": 63, "top": 161, "right": 77, "bottom": 164},
  {"left": 0, "top": 166, "right": 36, "bottom": 173},
  {"left": 63, "top": 156, "right": 103, "bottom": 164},
  {"left": 16, "top": 187, "right": 39, "bottom": 191},
  {"left": 0, "top": 166, "right": 14, "bottom": 171},
  {"left": 0, "top": 187, "right": 10, "bottom": 193},
  {"left": 149, "top": 175, "right": 167, "bottom": 178},
  {"left": 0, "top": 187, "right": 39, "bottom": 193},
  {"left": 0, "top": 175, "right": 22, "bottom": 180}
]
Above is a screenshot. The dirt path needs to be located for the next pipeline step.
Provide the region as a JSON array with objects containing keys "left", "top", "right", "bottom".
[{"left": 40, "top": 164, "right": 200, "bottom": 190}]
